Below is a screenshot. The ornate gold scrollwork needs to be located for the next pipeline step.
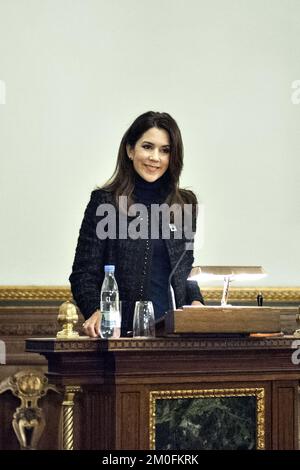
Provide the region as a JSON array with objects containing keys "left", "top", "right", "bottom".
[
  {"left": 0, "top": 370, "right": 58, "bottom": 450},
  {"left": 0, "top": 285, "right": 299, "bottom": 304}
]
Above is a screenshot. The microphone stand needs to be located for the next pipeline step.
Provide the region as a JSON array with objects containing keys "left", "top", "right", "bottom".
[{"left": 168, "top": 249, "right": 187, "bottom": 311}]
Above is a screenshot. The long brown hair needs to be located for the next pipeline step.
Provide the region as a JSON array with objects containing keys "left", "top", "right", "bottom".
[{"left": 102, "top": 111, "right": 197, "bottom": 206}]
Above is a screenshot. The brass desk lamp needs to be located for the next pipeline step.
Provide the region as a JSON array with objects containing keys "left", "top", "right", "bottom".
[{"left": 188, "top": 266, "right": 267, "bottom": 306}]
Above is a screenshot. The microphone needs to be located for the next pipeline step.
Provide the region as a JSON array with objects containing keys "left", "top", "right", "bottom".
[
  {"left": 168, "top": 249, "right": 187, "bottom": 311},
  {"left": 167, "top": 202, "right": 197, "bottom": 311}
]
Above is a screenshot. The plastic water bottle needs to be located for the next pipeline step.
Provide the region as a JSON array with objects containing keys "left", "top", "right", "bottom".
[{"left": 100, "top": 265, "right": 121, "bottom": 339}]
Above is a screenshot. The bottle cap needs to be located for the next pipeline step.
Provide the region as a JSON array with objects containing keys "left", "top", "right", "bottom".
[{"left": 104, "top": 265, "right": 115, "bottom": 273}]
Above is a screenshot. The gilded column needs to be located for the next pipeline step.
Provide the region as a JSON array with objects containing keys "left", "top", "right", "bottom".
[{"left": 61, "top": 385, "right": 81, "bottom": 450}]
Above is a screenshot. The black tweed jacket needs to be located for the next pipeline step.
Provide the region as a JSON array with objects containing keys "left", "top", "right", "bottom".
[{"left": 69, "top": 189, "right": 204, "bottom": 334}]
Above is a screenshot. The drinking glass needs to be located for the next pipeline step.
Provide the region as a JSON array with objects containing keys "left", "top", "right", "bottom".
[{"left": 133, "top": 301, "right": 155, "bottom": 338}]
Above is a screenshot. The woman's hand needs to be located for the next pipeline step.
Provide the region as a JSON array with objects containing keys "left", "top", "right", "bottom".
[{"left": 82, "top": 310, "right": 102, "bottom": 338}]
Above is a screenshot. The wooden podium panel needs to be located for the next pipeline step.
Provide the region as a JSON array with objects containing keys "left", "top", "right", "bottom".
[
  {"left": 26, "top": 334, "right": 300, "bottom": 450},
  {"left": 160, "top": 306, "right": 282, "bottom": 334}
]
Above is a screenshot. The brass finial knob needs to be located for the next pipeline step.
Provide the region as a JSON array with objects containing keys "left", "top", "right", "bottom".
[{"left": 56, "top": 301, "right": 79, "bottom": 339}]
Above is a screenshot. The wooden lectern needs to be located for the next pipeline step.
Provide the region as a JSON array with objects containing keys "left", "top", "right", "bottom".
[
  {"left": 158, "top": 305, "right": 282, "bottom": 335},
  {"left": 26, "top": 306, "right": 300, "bottom": 450}
]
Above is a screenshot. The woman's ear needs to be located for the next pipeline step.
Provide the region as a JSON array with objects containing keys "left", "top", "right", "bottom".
[{"left": 126, "top": 144, "right": 133, "bottom": 160}]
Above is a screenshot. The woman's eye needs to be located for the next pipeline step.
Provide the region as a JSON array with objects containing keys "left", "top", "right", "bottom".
[
  {"left": 162, "top": 148, "right": 170, "bottom": 154},
  {"left": 142, "top": 145, "right": 151, "bottom": 149}
]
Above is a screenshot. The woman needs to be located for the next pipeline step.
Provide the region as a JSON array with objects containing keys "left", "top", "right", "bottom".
[{"left": 69, "top": 111, "right": 204, "bottom": 338}]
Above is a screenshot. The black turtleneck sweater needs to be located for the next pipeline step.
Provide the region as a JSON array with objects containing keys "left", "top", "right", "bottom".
[{"left": 133, "top": 171, "right": 171, "bottom": 319}]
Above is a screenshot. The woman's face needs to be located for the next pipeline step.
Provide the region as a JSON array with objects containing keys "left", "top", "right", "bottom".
[{"left": 127, "top": 127, "right": 170, "bottom": 183}]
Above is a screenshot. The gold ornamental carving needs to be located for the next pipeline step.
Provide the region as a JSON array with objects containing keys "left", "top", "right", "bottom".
[
  {"left": 0, "top": 370, "right": 58, "bottom": 450},
  {"left": 0, "top": 286, "right": 72, "bottom": 301},
  {"left": 0, "top": 285, "right": 299, "bottom": 303},
  {"left": 149, "top": 387, "right": 265, "bottom": 450},
  {"left": 61, "top": 386, "right": 82, "bottom": 450},
  {"left": 56, "top": 301, "right": 79, "bottom": 339}
]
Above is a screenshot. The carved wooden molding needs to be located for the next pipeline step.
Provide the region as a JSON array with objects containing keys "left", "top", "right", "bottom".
[
  {"left": 0, "top": 307, "right": 60, "bottom": 337},
  {"left": 26, "top": 336, "right": 297, "bottom": 353},
  {"left": 0, "top": 324, "right": 58, "bottom": 337},
  {"left": 0, "top": 286, "right": 300, "bottom": 303}
]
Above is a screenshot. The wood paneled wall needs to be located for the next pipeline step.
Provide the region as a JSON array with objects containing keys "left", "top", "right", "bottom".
[{"left": 0, "top": 286, "right": 298, "bottom": 450}]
